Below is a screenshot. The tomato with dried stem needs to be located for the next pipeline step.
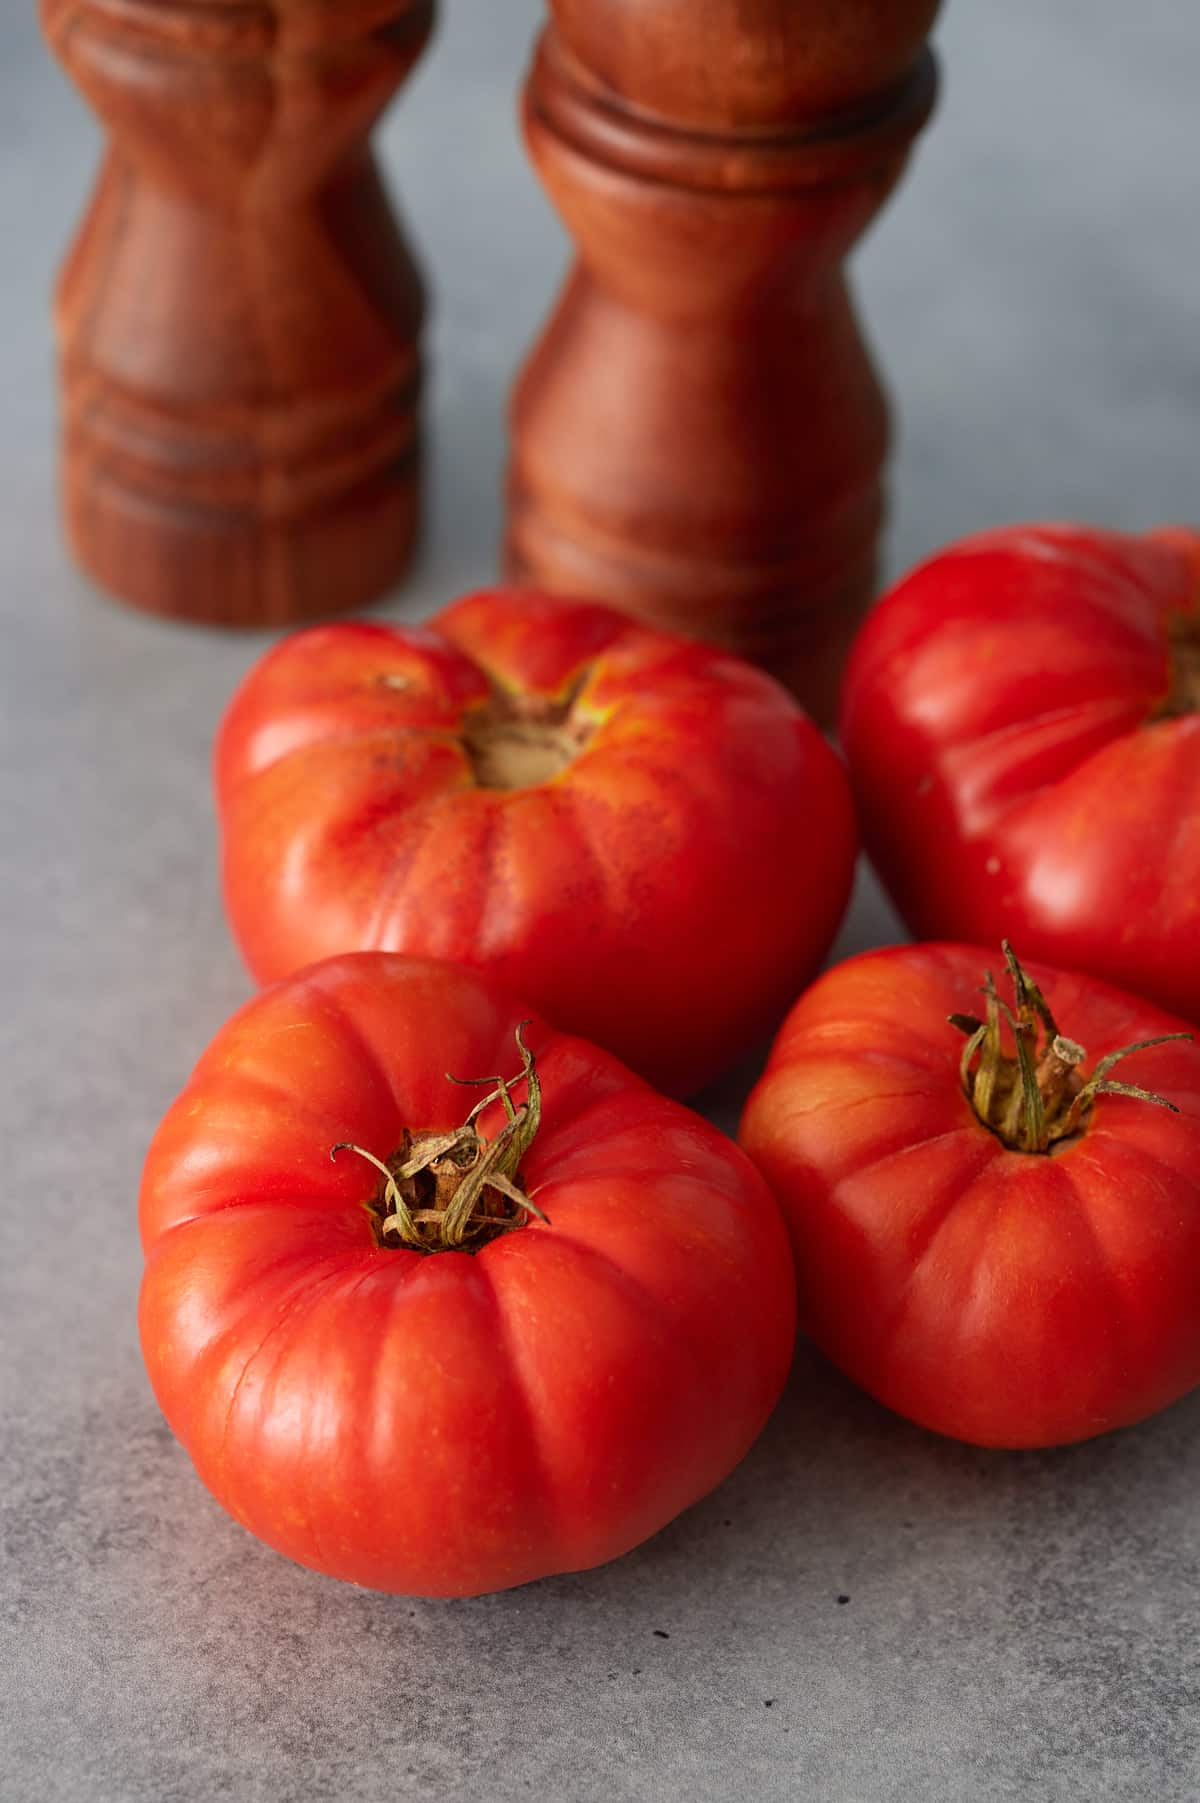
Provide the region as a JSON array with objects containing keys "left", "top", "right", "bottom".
[
  {"left": 739, "top": 941, "right": 1200, "bottom": 1449},
  {"left": 215, "top": 590, "right": 856, "bottom": 1097},
  {"left": 140, "top": 954, "right": 796, "bottom": 1597},
  {"left": 840, "top": 524, "right": 1200, "bottom": 1021}
]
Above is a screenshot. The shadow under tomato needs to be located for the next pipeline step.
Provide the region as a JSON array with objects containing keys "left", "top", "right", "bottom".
[
  {"left": 43, "top": 1338, "right": 1200, "bottom": 1796},
  {"left": 537, "top": 1334, "right": 1200, "bottom": 1613}
]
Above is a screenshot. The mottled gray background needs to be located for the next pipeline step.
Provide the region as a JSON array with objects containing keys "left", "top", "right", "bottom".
[{"left": 2, "top": 3, "right": 1198, "bottom": 1799}]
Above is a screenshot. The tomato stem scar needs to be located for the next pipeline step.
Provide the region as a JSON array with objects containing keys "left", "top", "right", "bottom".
[
  {"left": 459, "top": 669, "right": 595, "bottom": 791},
  {"left": 1149, "top": 536, "right": 1200, "bottom": 720},
  {"left": 1153, "top": 609, "right": 1200, "bottom": 720}
]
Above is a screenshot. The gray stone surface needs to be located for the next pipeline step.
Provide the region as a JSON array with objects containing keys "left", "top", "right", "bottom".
[{"left": 2, "top": 3, "right": 1198, "bottom": 1798}]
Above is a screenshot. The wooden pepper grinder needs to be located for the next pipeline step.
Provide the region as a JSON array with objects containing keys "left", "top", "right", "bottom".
[
  {"left": 506, "top": 0, "right": 942, "bottom": 719},
  {"left": 41, "top": 0, "right": 435, "bottom": 627}
]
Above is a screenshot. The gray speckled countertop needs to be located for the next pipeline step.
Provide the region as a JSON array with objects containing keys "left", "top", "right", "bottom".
[{"left": 3, "top": 4, "right": 1198, "bottom": 1798}]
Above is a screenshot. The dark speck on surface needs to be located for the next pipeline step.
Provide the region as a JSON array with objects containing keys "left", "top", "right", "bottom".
[
  {"left": 837, "top": 1596, "right": 851, "bottom": 1606},
  {"left": 653, "top": 1630, "right": 670, "bottom": 1640}
]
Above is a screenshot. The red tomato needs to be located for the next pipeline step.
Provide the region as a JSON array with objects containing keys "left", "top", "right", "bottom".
[
  {"left": 739, "top": 941, "right": 1200, "bottom": 1449},
  {"left": 140, "top": 954, "right": 796, "bottom": 1596},
  {"left": 840, "top": 524, "right": 1200, "bottom": 1021},
  {"left": 215, "top": 590, "right": 856, "bottom": 1097}
]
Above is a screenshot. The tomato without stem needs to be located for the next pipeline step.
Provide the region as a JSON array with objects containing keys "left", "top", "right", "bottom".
[
  {"left": 140, "top": 954, "right": 796, "bottom": 1596},
  {"left": 840, "top": 524, "right": 1200, "bottom": 1021},
  {"left": 739, "top": 942, "right": 1200, "bottom": 1449},
  {"left": 215, "top": 591, "right": 856, "bottom": 1097}
]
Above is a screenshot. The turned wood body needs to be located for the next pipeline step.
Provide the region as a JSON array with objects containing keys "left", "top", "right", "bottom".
[
  {"left": 506, "top": 0, "right": 941, "bottom": 717},
  {"left": 42, "top": 0, "right": 434, "bottom": 627}
]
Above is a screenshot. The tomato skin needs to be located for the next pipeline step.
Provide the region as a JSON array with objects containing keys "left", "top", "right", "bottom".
[
  {"left": 215, "top": 590, "right": 856, "bottom": 1097},
  {"left": 139, "top": 954, "right": 796, "bottom": 1596},
  {"left": 840, "top": 525, "right": 1200, "bottom": 1020},
  {"left": 739, "top": 943, "right": 1200, "bottom": 1449}
]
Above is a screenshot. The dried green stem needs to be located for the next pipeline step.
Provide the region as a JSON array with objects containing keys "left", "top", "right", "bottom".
[
  {"left": 1152, "top": 608, "right": 1200, "bottom": 720},
  {"left": 331, "top": 1023, "right": 550, "bottom": 1252},
  {"left": 950, "top": 941, "right": 1191, "bottom": 1153}
]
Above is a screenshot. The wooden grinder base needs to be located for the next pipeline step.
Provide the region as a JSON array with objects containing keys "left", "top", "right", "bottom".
[
  {"left": 505, "top": 0, "right": 941, "bottom": 719},
  {"left": 42, "top": 0, "right": 435, "bottom": 628}
]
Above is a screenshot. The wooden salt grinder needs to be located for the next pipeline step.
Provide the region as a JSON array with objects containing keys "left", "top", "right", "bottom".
[
  {"left": 506, "top": 0, "right": 942, "bottom": 720},
  {"left": 41, "top": 0, "right": 435, "bottom": 627}
]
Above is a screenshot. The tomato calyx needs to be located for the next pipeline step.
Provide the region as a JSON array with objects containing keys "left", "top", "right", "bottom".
[
  {"left": 950, "top": 942, "right": 1189, "bottom": 1154},
  {"left": 1148, "top": 528, "right": 1200, "bottom": 721},
  {"left": 1153, "top": 608, "right": 1200, "bottom": 721},
  {"left": 461, "top": 671, "right": 595, "bottom": 790},
  {"left": 331, "top": 1024, "right": 551, "bottom": 1252}
]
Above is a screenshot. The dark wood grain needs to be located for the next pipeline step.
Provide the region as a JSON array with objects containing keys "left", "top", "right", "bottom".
[
  {"left": 42, "top": 0, "right": 435, "bottom": 627},
  {"left": 505, "top": 0, "right": 942, "bottom": 720}
]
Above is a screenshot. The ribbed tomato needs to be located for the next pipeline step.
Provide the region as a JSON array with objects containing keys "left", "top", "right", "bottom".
[
  {"left": 740, "top": 941, "right": 1200, "bottom": 1449},
  {"left": 139, "top": 954, "right": 796, "bottom": 1596},
  {"left": 215, "top": 590, "right": 856, "bottom": 1097},
  {"left": 840, "top": 524, "right": 1200, "bottom": 1020}
]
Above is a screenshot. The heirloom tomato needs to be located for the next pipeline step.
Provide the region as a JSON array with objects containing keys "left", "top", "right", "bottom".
[
  {"left": 139, "top": 954, "right": 796, "bottom": 1597},
  {"left": 215, "top": 590, "right": 856, "bottom": 1097},
  {"left": 841, "top": 524, "right": 1200, "bottom": 1021},
  {"left": 740, "top": 941, "right": 1200, "bottom": 1448}
]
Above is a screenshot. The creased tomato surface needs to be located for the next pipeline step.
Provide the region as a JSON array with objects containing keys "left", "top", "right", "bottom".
[
  {"left": 841, "top": 525, "right": 1200, "bottom": 1020},
  {"left": 140, "top": 955, "right": 796, "bottom": 1596},
  {"left": 216, "top": 591, "right": 856, "bottom": 1096},
  {"left": 740, "top": 942, "right": 1200, "bottom": 1448}
]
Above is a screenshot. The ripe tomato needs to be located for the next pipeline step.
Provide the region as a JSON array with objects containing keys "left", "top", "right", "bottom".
[
  {"left": 840, "top": 524, "right": 1200, "bottom": 1020},
  {"left": 215, "top": 590, "right": 856, "bottom": 1097},
  {"left": 739, "top": 941, "right": 1200, "bottom": 1448},
  {"left": 140, "top": 954, "right": 796, "bottom": 1596}
]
